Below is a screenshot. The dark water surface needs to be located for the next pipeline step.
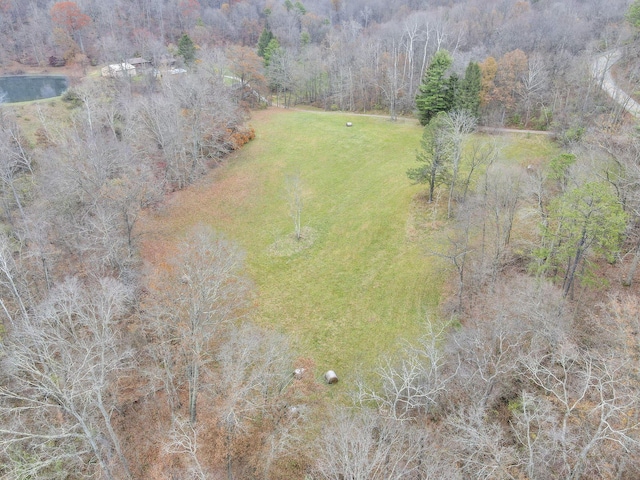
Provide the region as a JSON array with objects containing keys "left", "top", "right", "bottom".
[{"left": 0, "top": 75, "right": 68, "bottom": 103}]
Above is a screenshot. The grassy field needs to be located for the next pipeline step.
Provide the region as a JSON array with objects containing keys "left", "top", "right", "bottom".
[
  {"left": 139, "top": 109, "right": 559, "bottom": 384},
  {"left": 6, "top": 97, "right": 69, "bottom": 143}
]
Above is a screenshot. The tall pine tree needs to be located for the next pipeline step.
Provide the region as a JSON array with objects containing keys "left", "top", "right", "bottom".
[
  {"left": 456, "top": 61, "right": 482, "bottom": 118},
  {"left": 257, "top": 27, "right": 274, "bottom": 58},
  {"left": 445, "top": 72, "right": 459, "bottom": 113},
  {"left": 178, "top": 33, "right": 196, "bottom": 65},
  {"left": 416, "top": 50, "right": 453, "bottom": 125},
  {"left": 263, "top": 38, "right": 281, "bottom": 67}
]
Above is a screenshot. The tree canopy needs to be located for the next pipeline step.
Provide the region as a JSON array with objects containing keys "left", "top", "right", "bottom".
[
  {"left": 537, "top": 182, "right": 627, "bottom": 297},
  {"left": 50, "top": 1, "right": 91, "bottom": 34},
  {"left": 627, "top": 0, "right": 640, "bottom": 28},
  {"left": 407, "top": 112, "right": 452, "bottom": 202},
  {"left": 416, "top": 50, "right": 453, "bottom": 126},
  {"left": 456, "top": 62, "right": 482, "bottom": 117},
  {"left": 416, "top": 51, "right": 482, "bottom": 125},
  {"left": 257, "top": 27, "right": 274, "bottom": 58},
  {"left": 178, "top": 33, "right": 196, "bottom": 65}
]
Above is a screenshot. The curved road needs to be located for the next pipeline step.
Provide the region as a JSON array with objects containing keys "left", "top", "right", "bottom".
[{"left": 592, "top": 50, "right": 640, "bottom": 117}]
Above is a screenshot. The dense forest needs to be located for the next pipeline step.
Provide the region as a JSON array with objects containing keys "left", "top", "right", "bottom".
[{"left": 2, "top": 0, "right": 640, "bottom": 478}]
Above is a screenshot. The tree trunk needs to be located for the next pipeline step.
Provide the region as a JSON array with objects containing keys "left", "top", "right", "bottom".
[
  {"left": 563, "top": 234, "right": 586, "bottom": 298},
  {"left": 428, "top": 170, "right": 436, "bottom": 203},
  {"left": 226, "top": 430, "right": 234, "bottom": 480},
  {"left": 447, "top": 175, "right": 456, "bottom": 219},
  {"left": 97, "top": 393, "right": 133, "bottom": 479},
  {"left": 189, "top": 362, "right": 199, "bottom": 424},
  {"left": 75, "top": 415, "right": 115, "bottom": 480},
  {"left": 623, "top": 238, "right": 640, "bottom": 287},
  {"left": 42, "top": 256, "right": 51, "bottom": 291}
]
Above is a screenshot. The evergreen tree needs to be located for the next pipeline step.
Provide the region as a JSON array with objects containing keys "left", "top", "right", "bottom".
[
  {"left": 294, "top": 1, "right": 307, "bottom": 15},
  {"left": 263, "top": 38, "right": 281, "bottom": 67},
  {"left": 257, "top": 27, "right": 274, "bottom": 58},
  {"left": 456, "top": 61, "right": 482, "bottom": 118},
  {"left": 445, "top": 72, "right": 459, "bottom": 113},
  {"left": 416, "top": 50, "right": 453, "bottom": 126},
  {"left": 300, "top": 31, "right": 311, "bottom": 47},
  {"left": 178, "top": 33, "right": 196, "bottom": 65}
]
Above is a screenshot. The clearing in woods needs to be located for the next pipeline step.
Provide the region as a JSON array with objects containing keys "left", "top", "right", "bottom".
[{"left": 139, "top": 108, "right": 557, "bottom": 382}]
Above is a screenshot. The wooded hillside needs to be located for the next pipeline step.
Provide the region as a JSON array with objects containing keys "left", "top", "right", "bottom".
[{"left": 2, "top": 0, "right": 640, "bottom": 478}]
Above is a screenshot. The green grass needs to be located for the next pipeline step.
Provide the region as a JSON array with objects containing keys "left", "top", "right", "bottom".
[
  {"left": 250, "top": 114, "right": 443, "bottom": 371},
  {"left": 143, "top": 110, "right": 559, "bottom": 386},
  {"left": 145, "top": 110, "right": 446, "bottom": 381},
  {"left": 222, "top": 111, "right": 446, "bottom": 376},
  {"left": 10, "top": 97, "right": 72, "bottom": 145},
  {"left": 496, "top": 131, "right": 560, "bottom": 165}
]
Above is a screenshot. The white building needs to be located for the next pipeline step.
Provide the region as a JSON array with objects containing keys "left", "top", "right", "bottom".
[{"left": 101, "top": 63, "right": 136, "bottom": 78}]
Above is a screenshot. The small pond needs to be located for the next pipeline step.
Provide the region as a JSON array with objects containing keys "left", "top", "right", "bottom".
[{"left": 0, "top": 75, "right": 68, "bottom": 103}]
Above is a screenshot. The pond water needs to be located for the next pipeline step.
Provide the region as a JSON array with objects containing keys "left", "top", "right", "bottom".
[{"left": 0, "top": 75, "right": 68, "bottom": 103}]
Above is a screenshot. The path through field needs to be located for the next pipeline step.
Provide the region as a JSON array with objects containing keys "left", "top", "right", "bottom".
[{"left": 278, "top": 105, "right": 553, "bottom": 135}]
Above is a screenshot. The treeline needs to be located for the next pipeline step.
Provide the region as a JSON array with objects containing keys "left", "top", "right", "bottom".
[
  {"left": 0, "top": 0, "right": 633, "bottom": 128},
  {"left": 0, "top": 67, "right": 251, "bottom": 283},
  {"left": 318, "top": 276, "right": 640, "bottom": 478}
]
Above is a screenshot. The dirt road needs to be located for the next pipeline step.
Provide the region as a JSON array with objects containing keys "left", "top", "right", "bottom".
[{"left": 274, "top": 105, "right": 553, "bottom": 135}]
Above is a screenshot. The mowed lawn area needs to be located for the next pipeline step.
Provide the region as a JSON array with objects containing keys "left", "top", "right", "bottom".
[{"left": 139, "top": 108, "right": 557, "bottom": 380}]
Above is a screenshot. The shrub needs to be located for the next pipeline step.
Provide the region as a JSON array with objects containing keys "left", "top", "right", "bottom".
[
  {"left": 49, "top": 56, "right": 66, "bottom": 67},
  {"left": 231, "top": 126, "right": 256, "bottom": 149},
  {"left": 61, "top": 89, "right": 82, "bottom": 108},
  {"left": 557, "top": 125, "right": 585, "bottom": 146}
]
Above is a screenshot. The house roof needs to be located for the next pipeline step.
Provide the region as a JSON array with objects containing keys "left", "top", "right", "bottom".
[
  {"left": 127, "top": 57, "right": 150, "bottom": 65},
  {"left": 107, "top": 63, "right": 135, "bottom": 71}
]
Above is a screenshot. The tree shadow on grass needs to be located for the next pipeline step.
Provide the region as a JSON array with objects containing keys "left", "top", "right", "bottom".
[{"left": 267, "top": 226, "right": 317, "bottom": 257}]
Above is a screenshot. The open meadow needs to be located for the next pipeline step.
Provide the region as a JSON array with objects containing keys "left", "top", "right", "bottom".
[{"left": 139, "top": 108, "right": 558, "bottom": 382}]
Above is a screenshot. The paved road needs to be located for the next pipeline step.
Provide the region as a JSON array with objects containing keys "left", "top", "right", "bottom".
[{"left": 592, "top": 50, "right": 640, "bottom": 117}]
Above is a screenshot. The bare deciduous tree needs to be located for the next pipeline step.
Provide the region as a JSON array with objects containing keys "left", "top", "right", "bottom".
[
  {"left": 285, "top": 172, "right": 304, "bottom": 241},
  {"left": 377, "top": 37, "right": 405, "bottom": 121},
  {"left": 447, "top": 316, "right": 525, "bottom": 411},
  {"left": 213, "top": 322, "right": 293, "bottom": 480},
  {"left": 446, "top": 404, "right": 519, "bottom": 479},
  {"left": 443, "top": 109, "right": 477, "bottom": 218},
  {"left": 315, "top": 408, "right": 422, "bottom": 480},
  {"left": 482, "top": 164, "right": 523, "bottom": 280},
  {"left": 520, "top": 347, "right": 639, "bottom": 479},
  {"left": 154, "top": 225, "right": 250, "bottom": 425},
  {"left": 0, "top": 277, "right": 134, "bottom": 480},
  {"left": 356, "top": 318, "right": 457, "bottom": 420},
  {"left": 164, "top": 415, "right": 210, "bottom": 480},
  {"left": 133, "top": 73, "right": 240, "bottom": 190},
  {"left": 0, "top": 234, "right": 30, "bottom": 321}
]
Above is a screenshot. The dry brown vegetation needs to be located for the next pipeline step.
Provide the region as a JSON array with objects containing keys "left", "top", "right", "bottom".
[{"left": 2, "top": 0, "right": 640, "bottom": 478}]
